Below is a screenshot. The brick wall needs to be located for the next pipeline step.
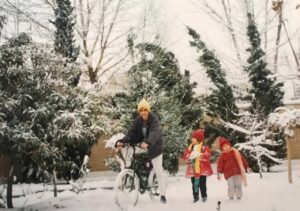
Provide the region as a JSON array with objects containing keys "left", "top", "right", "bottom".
[
  {"left": 0, "top": 156, "right": 10, "bottom": 177},
  {"left": 89, "top": 138, "right": 113, "bottom": 171}
]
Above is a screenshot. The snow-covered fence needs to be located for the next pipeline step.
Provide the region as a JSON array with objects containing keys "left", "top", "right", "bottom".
[{"left": 268, "top": 107, "right": 300, "bottom": 183}]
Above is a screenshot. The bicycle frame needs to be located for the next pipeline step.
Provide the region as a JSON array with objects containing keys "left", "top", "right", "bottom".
[{"left": 116, "top": 145, "right": 147, "bottom": 170}]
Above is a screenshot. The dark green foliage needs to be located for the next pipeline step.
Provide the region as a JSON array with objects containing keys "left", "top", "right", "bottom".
[
  {"left": 51, "top": 0, "right": 79, "bottom": 62},
  {"left": 188, "top": 27, "right": 238, "bottom": 122},
  {"left": 0, "top": 34, "right": 100, "bottom": 185},
  {"left": 245, "top": 13, "right": 284, "bottom": 118}
]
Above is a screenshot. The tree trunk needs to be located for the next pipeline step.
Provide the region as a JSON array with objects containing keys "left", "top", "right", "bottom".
[
  {"left": 273, "top": 7, "right": 282, "bottom": 73},
  {"left": 53, "top": 170, "right": 58, "bottom": 197},
  {"left": 257, "top": 156, "right": 263, "bottom": 179},
  {"left": 221, "top": 0, "right": 242, "bottom": 65},
  {"left": 88, "top": 65, "right": 97, "bottom": 84},
  {"left": 6, "top": 165, "right": 14, "bottom": 208},
  {"left": 264, "top": 0, "right": 269, "bottom": 58}
]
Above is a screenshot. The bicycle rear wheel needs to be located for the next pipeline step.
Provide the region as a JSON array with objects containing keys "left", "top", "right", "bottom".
[{"left": 115, "top": 169, "right": 139, "bottom": 210}]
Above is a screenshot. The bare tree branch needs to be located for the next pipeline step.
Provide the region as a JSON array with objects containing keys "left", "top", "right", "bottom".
[
  {"left": 272, "top": 0, "right": 283, "bottom": 73},
  {"left": 5, "top": 0, "right": 52, "bottom": 33},
  {"left": 221, "top": 0, "right": 242, "bottom": 65},
  {"left": 75, "top": 0, "right": 129, "bottom": 84},
  {"left": 264, "top": 0, "right": 269, "bottom": 56}
]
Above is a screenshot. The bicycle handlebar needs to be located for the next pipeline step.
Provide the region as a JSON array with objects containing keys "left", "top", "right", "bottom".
[{"left": 115, "top": 141, "right": 146, "bottom": 149}]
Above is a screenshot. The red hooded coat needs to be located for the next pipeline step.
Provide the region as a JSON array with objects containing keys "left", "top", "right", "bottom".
[{"left": 217, "top": 150, "right": 249, "bottom": 179}]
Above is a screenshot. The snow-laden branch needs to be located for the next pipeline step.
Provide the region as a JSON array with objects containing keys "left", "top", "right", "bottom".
[
  {"left": 104, "top": 133, "right": 125, "bottom": 149},
  {"left": 268, "top": 107, "right": 300, "bottom": 137},
  {"left": 219, "top": 118, "right": 251, "bottom": 135}
]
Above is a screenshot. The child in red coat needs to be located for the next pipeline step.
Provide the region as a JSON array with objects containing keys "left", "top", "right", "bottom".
[
  {"left": 217, "top": 137, "right": 250, "bottom": 200},
  {"left": 183, "top": 129, "right": 213, "bottom": 203}
]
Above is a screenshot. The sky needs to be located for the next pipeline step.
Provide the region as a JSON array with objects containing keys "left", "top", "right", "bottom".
[{"left": 1, "top": 0, "right": 300, "bottom": 97}]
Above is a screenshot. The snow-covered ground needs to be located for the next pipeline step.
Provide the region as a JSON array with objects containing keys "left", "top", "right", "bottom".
[{"left": 6, "top": 160, "right": 300, "bottom": 211}]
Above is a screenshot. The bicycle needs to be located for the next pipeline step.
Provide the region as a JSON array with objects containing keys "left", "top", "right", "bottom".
[{"left": 114, "top": 144, "right": 159, "bottom": 210}]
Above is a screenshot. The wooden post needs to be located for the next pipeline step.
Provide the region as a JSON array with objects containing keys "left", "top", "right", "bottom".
[
  {"left": 286, "top": 139, "right": 292, "bottom": 184},
  {"left": 53, "top": 169, "right": 57, "bottom": 197}
]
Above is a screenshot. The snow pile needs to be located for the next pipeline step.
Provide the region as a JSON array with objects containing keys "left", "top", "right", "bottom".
[
  {"left": 268, "top": 107, "right": 300, "bottom": 137},
  {"left": 104, "top": 133, "right": 125, "bottom": 149}
]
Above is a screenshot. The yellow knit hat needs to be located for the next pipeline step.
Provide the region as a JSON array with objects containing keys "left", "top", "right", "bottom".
[{"left": 137, "top": 99, "right": 150, "bottom": 112}]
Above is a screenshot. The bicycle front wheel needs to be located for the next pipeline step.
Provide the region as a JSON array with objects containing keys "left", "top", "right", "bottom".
[{"left": 114, "top": 169, "right": 139, "bottom": 210}]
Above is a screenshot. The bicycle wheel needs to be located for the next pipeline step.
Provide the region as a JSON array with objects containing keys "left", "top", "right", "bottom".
[
  {"left": 115, "top": 169, "right": 139, "bottom": 210},
  {"left": 148, "top": 170, "right": 159, "bottom": 200}
]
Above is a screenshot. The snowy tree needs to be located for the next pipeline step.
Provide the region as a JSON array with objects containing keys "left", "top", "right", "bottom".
[
  {"left": 0, "top": 33, "right": 102, "bottom": 207},
  {"left": 239, "top": 13, "right": 285, "bottom": 171},
  {"left": 232, "top": 114, "right": 284, "bottom": 177},
  {"left": 188, "top": 26, "right": 243, "bottom": 148},
  {"left": 187, "top": 23, "right": 285, "bottom": 172},
  {"left": 50, "top": 0, "right": 79, "bottom": 62},
  {"left": 188, "top": 27, "right": 238, "bottom": 122},
  {"left": 245, "top": 13, "right": 284, "bottom": 118},
  {"left": 111, "top": 41, "right": 201, "bottom": 174}
]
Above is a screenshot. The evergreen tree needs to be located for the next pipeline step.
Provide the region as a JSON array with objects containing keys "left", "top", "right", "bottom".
[
  {"left": 51, "top": 0, "right": 79, "bottom": 62},
  {"left": 245, "top": 13, "right": 284, "bottom": 118},
  {"left": 0, "top": 34, "right": 102, "bottom": 207},
  {"left": 188, "top": 27, "right": 242, "bottom": 148},
  {"left": 112, "top": 41, "right": 202, "bottom": 174},
  {"left": 188, "top": 27, "right": 238, "bottom": 122},
  {"left": 178, "top": 70, "right": 202, "bottom": 127},
  {"left": 237, "top": 14, "right": 285, "bottom": 173}
]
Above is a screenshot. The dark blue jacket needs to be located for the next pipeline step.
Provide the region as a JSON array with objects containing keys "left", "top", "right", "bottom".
[{"left": 123, "top": 112, "right": 163, "bottom": 160}]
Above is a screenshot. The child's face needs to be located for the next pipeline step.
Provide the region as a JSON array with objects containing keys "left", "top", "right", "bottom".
[
  {"left": 191, "top": 138, "right": 199, "bottom": 145},
  {"left": 222, "top": 144, "right": 231, "bottom": 153}
]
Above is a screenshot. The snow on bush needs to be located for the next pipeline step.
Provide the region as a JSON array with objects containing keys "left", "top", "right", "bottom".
[
  {"left": 268, "top": 107, "right": 300, "bottom": 137},
  {"left": 104, "top": 133, "right": 125, "bottom": 149}
]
